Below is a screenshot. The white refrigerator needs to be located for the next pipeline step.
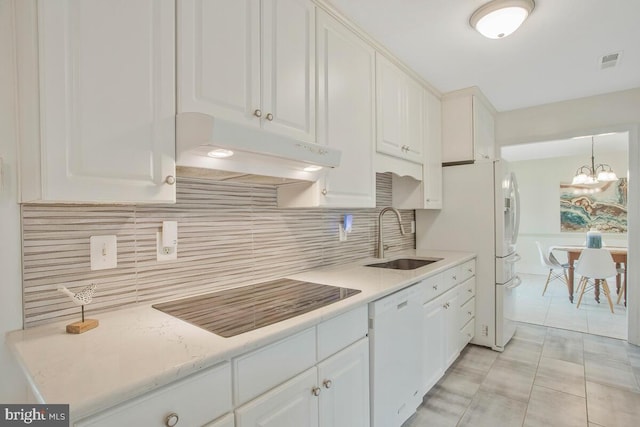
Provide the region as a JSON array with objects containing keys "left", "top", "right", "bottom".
[{"left": 416, "top": 160, "right": 521, "bottom": 351}]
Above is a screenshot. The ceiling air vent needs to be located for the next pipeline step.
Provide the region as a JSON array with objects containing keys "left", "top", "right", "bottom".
[{"left": 599, "top": 52, "right": 622, "bottom": 69}]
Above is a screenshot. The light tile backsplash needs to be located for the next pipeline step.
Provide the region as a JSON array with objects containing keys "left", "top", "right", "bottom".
[{"left": 21, "top": 173, "right": 415, "bottom": 327}]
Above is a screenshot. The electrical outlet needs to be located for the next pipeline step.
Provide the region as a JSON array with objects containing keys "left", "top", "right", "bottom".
[
  {"left": 481, "top": 324, "right": 489, "bottom": 336},
  {"left": 157, "top": 231, "right": 177, "bottom": 261}
]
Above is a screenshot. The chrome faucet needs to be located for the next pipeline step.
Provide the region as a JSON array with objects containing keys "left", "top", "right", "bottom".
[{"left": 377, "top": 207, "right": 406, "bottom": 258}]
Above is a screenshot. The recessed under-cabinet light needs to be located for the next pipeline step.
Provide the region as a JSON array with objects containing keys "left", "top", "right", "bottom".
[{"left": 207, "top": 148, "right": 234, "bottom": 158}]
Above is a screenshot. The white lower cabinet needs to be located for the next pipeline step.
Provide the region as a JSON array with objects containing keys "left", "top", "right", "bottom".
[
  {"left": 235, "top": 307, "right": 370, "bottom": 427},
  {"left": 236, "top": 337, "right": 370, "bottom": 427},
  {"left": 422, "top": 294, "right": 446, "bottom": 394},
  {"left": 235, "top": 368, "right": 319, "bottom": 427},
  {"left": 318, "top": 339, "right": 370, "bottom": 427},
  {"left": 74, "top": 362, "right": 232, "bottom": 427},
  {"left": 420, "top": 260, "right": 476, "bottom": 396}
]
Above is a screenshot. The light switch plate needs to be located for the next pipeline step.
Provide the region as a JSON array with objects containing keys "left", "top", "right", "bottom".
[{"left": 90, "top": 235, "right": 117, "bottom": 270}]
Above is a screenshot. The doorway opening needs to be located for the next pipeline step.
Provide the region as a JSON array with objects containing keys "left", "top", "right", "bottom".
[{"left": 501, "top": 131, "right": 629, "bottom": 340}]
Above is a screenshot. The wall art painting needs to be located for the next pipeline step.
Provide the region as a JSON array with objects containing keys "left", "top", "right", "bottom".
[{"left": 560, "top": 178, "right": 627, "bottom": 232}]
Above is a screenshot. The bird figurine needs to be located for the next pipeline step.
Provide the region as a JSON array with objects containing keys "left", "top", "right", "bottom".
[
  {"left": 58, "top": 283, "right": 97, "bottom": 306},
  {"left": 58, "top": 284, "right": 98, "bottom": 333}
]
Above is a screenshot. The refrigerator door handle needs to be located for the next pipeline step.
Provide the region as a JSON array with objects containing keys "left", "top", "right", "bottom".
[
  {"left": 506, "top": 275, "right": 522, "bottom": 289},
  {"left": 511, "top": 172, "right": 521, "bottom": 246},
  {"left": 506, "top": 253, "right": 521, "bottom": 263}
]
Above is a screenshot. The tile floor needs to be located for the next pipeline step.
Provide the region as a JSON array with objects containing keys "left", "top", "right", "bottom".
[
  {"left": 403, "top": 323, "right": 640, "bottom": 427},
  {"left": 513, "top": 273, "right": 627, "bottom": 340}
]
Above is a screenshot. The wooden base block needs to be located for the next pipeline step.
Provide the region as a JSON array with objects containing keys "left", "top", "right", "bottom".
[{"left": 66, "top": 319, "right": 99, "bottom": 334}]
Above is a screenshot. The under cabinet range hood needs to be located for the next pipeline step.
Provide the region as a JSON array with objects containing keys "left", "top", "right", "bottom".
[{"left": 176, "top": 112, "right": 341, "bottom": 183}]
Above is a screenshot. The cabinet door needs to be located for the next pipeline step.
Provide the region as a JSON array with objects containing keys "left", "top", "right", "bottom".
[
  {"left": 444, "top": 289, "right": 461, "bottom": 366},
  {"left": 261, "top": 0, "right": 315, "bottom": 142},
  {"left": 235, "top": 367, "right": 319, "bottom": 427},
  {"left": 34, "top": 0, "right": 175, "bottom": 203},
  {"left": 316, "top": 10, "right": 375, "bottom": 207},
  {"left": 404, "top": 77, "right": 425, "bottom": 163},
  {"left": 178, "top": 0, "right": 261, "bottom": 126},
  {"left": 423, "top": 91, "right": 442, "bottom": 208},
  {"left": 422, "top": 297, "right": 446, "bottom": 395},
  {"left": 376, "top": 54, "right": 405, "bottom": 158},
  {"left": 473, "top": 95, "right": 496, "bottom": 161},
  {"left": 317, "top": 338, "right": 370, "bottom": 427},
  {"left": 441, "top": 95, "right": 474, "bottom": 164}
]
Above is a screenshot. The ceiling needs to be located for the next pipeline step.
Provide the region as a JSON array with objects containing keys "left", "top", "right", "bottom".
[
  {"left": 501, "top": 132, "right": 629, "bottom": 161},
  {"left": 327, "top": 0, "right": 640, "bottom": 112}
]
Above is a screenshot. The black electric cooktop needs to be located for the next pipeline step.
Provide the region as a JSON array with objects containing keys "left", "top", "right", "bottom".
[{"left": 152, "top": 279, "right": 361, "bottom": 338}]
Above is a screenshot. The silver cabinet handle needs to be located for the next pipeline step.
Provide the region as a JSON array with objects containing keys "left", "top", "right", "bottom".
[
  {"left": 321, "top": 188, "right": 328, "bottom": 196},
  {"left": 312, "top": 386, "right": 321, "bottom": 396},
  {"left": 323, "top": 379, "right": 332, "bottom": 389},
  {"left": 165, "top": 175, "right": 176, "bottom": 185},
  {"left": 266, "top": 113, "right": 274, "bottom": 121},
  {"left": 254, "top": 109, "right": 262, "bottom": 118},
  {"left": 165, "top": 412, "right": 179, "bottom": 427}
]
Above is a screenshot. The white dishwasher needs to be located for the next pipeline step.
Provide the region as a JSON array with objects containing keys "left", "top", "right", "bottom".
[{"left": 369, "top": 281, "right": 425, "bottom": 427}]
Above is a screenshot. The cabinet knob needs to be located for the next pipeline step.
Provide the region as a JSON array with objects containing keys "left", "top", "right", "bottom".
[
  {"left": 165, "top": 175, "right": 176, "bottom": 185},
  {"left": 165, "top": 412, "right": 179, "bottom": 427},
  {"left": 266, "top": 113, "right": 274, "bottom": 121},
  {"left": 254, "top": 109, "right": 262, "bottom": 118},
  {"left": 323, "top": 379, "right": 332, "bottom": 389},
  {"left": 468, "top": 289, "right": 473, "bottom": 293},
  {"left": 468, "top": 311, "right": 472, "bottom": 316},
  {"left": 312, "top": 386, "right": 321, "bottom": 397},
  {"left": 321, "top": 188, "right": 328, "bottom": 196},
  {"left": 452, "top": 275, "right": 457, "bottom": 281},
  {"left": 433, "top": 285, "right": 438, "bottom": 290}
]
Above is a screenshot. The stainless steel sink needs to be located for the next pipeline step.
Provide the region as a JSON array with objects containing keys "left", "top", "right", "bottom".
[{"left": 366, "top": 258, "right": 442, "bottom": 270}]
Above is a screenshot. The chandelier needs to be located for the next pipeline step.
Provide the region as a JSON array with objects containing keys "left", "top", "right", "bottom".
[{"left": 571, "top": 136, "right": 618, "bottom": 185}]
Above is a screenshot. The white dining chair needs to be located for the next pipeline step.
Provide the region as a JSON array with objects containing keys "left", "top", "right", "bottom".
[
  {"left": 536, "top": 241, "right": 569, "bottom": 296},
  {"left": 575, "top": 248, "right": 616, "bottom": 313}
]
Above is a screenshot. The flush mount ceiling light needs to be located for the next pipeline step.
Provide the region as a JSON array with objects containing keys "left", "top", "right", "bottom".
[
  {"left": 470, "top": 0, "right": 535, "bottom": 39},
  {"left": 571, "top": 136, "right": 618, "bottom": 185}
]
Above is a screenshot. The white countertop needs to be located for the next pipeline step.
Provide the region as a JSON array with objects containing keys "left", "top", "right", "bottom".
[{"left": 7, "top": 249, "right": 474, "bottom": 420}]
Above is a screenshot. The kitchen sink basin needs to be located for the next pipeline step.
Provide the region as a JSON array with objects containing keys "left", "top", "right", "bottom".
[{"left": 366, "top": 258, "right": 442, "bottom": 270}]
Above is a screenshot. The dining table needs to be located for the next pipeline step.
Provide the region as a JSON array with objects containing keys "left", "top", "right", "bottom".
[{"left": 549, "top": 245, "right": 628, "bottom": 305}]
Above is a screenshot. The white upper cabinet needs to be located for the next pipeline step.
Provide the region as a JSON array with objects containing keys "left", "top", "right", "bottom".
[
  {"left": 178, "top": 0, "right": 315, "bottom": 143},
  {"left": 16, "top": 0, "right": 176, "bottom": 204},
  {"left": 441, "top": 87, "right": 496, "bottom": 165},
  {"left": 423, "top": 90, "right": 442, "bottom": 209},
  {"left": 278, "top": 9, "right": 375, "bottom": 208},
  {"left": 375, "top": 53, "right": 425, "bottom": 165}
]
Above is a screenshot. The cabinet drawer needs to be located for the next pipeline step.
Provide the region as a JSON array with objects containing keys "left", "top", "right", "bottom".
[
  {"left": 75, "top": 363, "right": 231, "bottom": 427},
  {"left": 317, "top": 305, "right": 368, "bottom": 361},
  {"left": 460, "top": 277, "right": 476, "bottom": 304},
  {"left": 443, "top": 266, "right": 461, "bottom": 288},
  {"left": 460, "top": 318, "right": 475, "bottom": 348},
  {"left": 422, "top": 273, "right": 446, "bottom": 303},
  {"left": 234, "top": 327, "right": 316, "bottom": 405},
  {"left": 459, "top": 297, "right": 475, "bottom": 329},
  {"left": 459, "top": 259, "right": 476, "bottom": 283}
]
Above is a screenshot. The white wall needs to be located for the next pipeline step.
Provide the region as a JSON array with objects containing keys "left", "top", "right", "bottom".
[
  {"left": 495, "top": 88, "right": 640, "bottom": 345},
  {"left": 510, "top": 152, "right": 628, "bottom": 274},
  {"left": 0, "top": 0, "right": 28, "bottom": 403}
]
